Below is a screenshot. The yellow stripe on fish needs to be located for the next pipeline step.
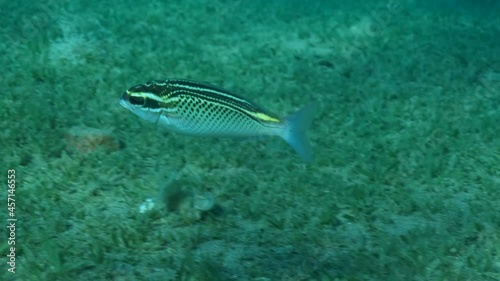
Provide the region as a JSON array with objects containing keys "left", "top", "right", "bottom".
[{"left": 120, "top": 79, "right": 318, "bottom": 161}]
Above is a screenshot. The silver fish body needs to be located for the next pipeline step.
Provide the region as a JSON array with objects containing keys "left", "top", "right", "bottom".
[{"left": 120, "top": 79, "right": 318, "bottom": 160}]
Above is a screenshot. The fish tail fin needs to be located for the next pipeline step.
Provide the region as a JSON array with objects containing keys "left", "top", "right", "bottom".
[{"left": 281, "top": 102, "right": 319, "bottom": 161}]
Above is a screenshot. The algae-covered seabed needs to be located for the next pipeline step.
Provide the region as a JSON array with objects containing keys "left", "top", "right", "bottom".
[{"left": 1, "top": 0, "right": 499, "bottom": 280}]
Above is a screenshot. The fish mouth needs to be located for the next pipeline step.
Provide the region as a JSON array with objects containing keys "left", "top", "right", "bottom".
[{"left": 119, "top": 92, "right": 131, "bottom": 109}]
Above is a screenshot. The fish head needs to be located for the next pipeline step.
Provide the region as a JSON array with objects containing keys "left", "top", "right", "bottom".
[{"left": 120, "top": 90, "right": 162, "bottom": 123}]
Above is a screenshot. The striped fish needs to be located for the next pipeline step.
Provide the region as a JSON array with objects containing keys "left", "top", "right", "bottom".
[{"left": 120, "top": 79, "right": 318, "bottom": 161}]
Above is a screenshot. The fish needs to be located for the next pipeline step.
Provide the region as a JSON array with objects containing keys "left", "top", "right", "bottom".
[{"left": 120, "top": 79, "right": 318, "bottom": 161}]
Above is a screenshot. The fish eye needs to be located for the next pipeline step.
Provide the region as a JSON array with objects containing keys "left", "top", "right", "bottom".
[{"left": 129, "top": 95, "right": 145, "bottom": 106}]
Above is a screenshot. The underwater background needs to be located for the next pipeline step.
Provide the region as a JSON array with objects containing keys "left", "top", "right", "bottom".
[{"left": 1, "top": 0, "right": 499, "bottom": 280}]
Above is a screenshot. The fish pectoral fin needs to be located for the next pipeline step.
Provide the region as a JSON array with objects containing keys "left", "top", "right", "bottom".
[{"left": 157, "top": 113, "right": 188, "bottom": 131}]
